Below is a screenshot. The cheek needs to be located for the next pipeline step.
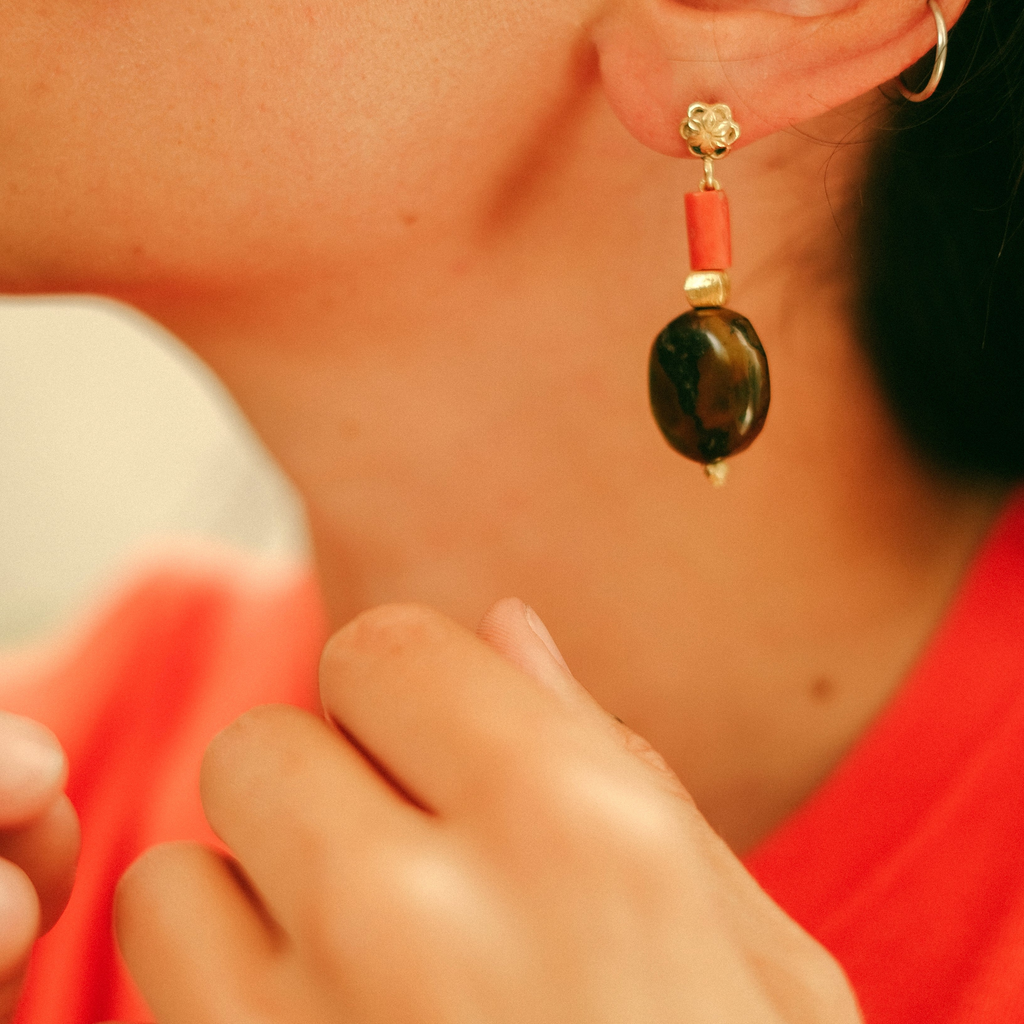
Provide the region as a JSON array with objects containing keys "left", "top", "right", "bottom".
[{"left": 0, "top": 0, "right": 579, "bottom": 295}]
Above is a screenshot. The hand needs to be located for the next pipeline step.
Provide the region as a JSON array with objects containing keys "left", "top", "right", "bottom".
[
  {"left": 0, "top": 711, "right": 79, "bottom": 1022},
  {"left": 114, "top": 599, "right": 862, "bottom": 1023}
]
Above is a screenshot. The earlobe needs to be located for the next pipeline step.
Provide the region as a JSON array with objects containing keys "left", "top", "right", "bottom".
[{"left": 589, "top": 0, "right": 968, "bottom": 156}]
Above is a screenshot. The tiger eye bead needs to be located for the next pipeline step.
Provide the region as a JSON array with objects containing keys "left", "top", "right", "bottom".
[{"left": 649, "top": 307, "right": 770, "bottom": 464}]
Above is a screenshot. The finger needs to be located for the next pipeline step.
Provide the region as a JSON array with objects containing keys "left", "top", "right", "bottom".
[
  {"left": 200, "top": 703, "right": 424, "bottom": 931},
  {"left": 0, "top": 859, "right": 40, "bottom": 1023},
  {"left": 0, "top": 794, "right": 80, "bottom": 933},
  {"left": 476, "top": 598, "right": 585, "bottom": 705},
  {"left": 115, "top": 842, "right": 276, "bottom": 1022},
  {"left": 0, "top": 713, "right": 66, "bottom": 826},
  {"left": 476, "top": 597, "right": 621, "bottom": 715},
  {"left": 478, "top": 599, "right": 690, "bottom": 799},
  {"left": 319, "top": 604, "right": 605, "bottom": 815}
]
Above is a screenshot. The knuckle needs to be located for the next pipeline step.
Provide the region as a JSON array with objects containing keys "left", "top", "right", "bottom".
[
  {"left": 598, "top": 794, "right": 687, "bottom": 871},
  {"left": 506, "top": 756, "right": 689, "bottom": 875},
  {"left": 113, "top": 842, "right": 220, "bottom": 975},
  {"left": 322, "top": 603, "right": 445, "bottom": 671},
  {"left": 201, "top": 704, "right": 305, "bottom": 787},
  {"left": 390, "top": 847, "right": 478, "bottom": 925},
  {"left": 223, "top": 702, "right": 301, "bottom": 742},
  {"left": 296, "top": 845, "right": 481, "bottom": 966},
  {"left": 116, "top": 840, "right": 194, "bottom": 892},
  {"left": 568, "top": 772, "right": 683, "bottom": 849},
  {"left": 114, "top": 842, "right": 186, "bottom": 928}
]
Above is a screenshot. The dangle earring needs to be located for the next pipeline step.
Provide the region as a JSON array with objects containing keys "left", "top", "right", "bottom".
[{"left": 648, "top": 103, "right": 769, "bottom": 486}]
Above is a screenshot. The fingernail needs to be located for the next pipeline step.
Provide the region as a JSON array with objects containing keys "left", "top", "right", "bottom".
[
  {"left": 0, "top": 714, "right": 66, "bottom": 794},
  {"left": 524, "top": 605, "right": 572, "bottom": 675}
]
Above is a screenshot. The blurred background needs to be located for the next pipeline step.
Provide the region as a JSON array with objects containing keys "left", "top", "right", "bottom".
[{"left": 0, "top": 297, "right": 309, "bottom": 650}]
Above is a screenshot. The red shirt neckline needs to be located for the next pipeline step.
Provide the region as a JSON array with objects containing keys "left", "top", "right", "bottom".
[{"left": 744, "top": 490, "right": 1024, "bottom": 934}]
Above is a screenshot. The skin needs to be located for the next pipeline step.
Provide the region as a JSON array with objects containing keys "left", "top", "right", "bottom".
[
  {"left": 0, "top": 713, "right": 79, "bottom": 1022},
  {"left": 115, "top": 599, "right": 862, "bottom": 1022},
  {"left": 0, "top": 0, "right": 1006, "bottom": 1016}
]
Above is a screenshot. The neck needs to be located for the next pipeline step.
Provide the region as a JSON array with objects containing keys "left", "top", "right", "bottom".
[{"left": 130, "top": 92, "right": 1008, "bottom": 852}]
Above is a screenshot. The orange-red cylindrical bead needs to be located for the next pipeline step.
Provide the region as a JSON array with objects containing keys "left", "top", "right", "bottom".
[{"left": 685, "top": 189, "right": 732, "bottom": 271}]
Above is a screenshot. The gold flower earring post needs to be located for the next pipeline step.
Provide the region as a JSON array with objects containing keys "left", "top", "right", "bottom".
[{"left": 648, "top": 103, "right": 769, "bottom": 485}]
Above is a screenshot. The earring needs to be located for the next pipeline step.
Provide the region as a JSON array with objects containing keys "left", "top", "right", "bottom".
[
  {"left": 897, "top": 0, "right": 948, "bottom": 103},
  {"left": 648, "top": 103, "right": 769, "bottom": 485}
]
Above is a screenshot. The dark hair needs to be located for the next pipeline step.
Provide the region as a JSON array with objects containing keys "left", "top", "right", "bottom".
[{"left": 859, "top": 0, "right": 1024, "bottom": 481}]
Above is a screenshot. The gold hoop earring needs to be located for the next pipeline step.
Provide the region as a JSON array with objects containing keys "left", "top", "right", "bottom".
[
  {"left": 648, "top": 103, "right": 769, "bottom": 486},
  {"left": 897, "top": 0, "right": 948, "bottom": 103}
]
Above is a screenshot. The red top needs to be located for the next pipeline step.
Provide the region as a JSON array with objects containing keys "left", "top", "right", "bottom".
[
  {"left": 3, "top": 495, "right": 1024, "bottom": 1023},
  {"left": 747, "top": 493, "right": 1024, "bottom": 1023}
]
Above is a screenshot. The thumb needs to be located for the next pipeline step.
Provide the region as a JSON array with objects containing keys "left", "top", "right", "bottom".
[
  {"left": 476, "top": 598, "right": 582, "bottom": 706},
  {"left": 476, "top": 599, "right": 688, "bottom": 798}
]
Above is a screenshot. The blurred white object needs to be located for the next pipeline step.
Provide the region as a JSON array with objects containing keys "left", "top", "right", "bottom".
[{"left": 0, "top": 297, "right": 309, "bottom": 648}]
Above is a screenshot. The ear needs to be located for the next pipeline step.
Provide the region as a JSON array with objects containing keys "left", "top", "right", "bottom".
[{"left": 590, "top": 0, "right": 968, "bottom": 155}]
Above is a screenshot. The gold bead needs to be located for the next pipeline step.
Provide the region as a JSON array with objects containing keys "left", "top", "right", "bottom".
[{"left": 684, "top": 270, "right": 731, "bottom": 308}]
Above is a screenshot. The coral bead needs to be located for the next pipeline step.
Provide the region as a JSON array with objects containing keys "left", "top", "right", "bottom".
[
  {"left": 649, "top": 308, "right": 770, "bottom": 464},
  {"left": 685, "top": 190, "right": 732, "bottom": 270}
]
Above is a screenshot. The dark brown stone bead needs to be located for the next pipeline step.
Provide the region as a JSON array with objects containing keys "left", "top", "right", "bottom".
[{"left": 649, "top": 307, "right": 770, "bottom": 464}]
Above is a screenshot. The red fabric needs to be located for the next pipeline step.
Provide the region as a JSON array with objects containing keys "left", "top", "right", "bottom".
[
  {"left": 746, "top": 492, "right": 1024, "bottom": 1023},
  {"left": 1, "top": 491, "right": 1023, "bottom": 1022}
]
